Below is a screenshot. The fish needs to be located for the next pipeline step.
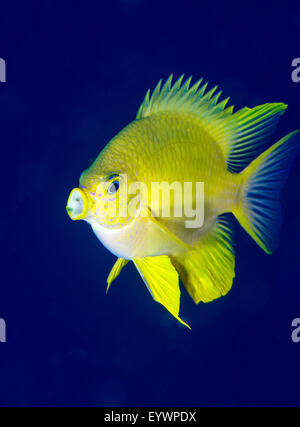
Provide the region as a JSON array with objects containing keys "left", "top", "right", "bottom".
[{"left": 66, "top": 74, "right": 300, "bottom": 329}]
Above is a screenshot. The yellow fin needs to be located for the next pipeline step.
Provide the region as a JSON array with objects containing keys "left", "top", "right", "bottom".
[
  {"left": 137, "top": 75, "right": 287, "bottom": 173},
  {"left": 170, "top": 215, "right": 235, "bottom": 303},
  {"left": 233, "top": 130, "right": 300, "bottom": 254},
  {"left": 224, "top": 103, "right": 287, "bottom": 172},
  {"left": 106, "top": 258, "right": 128, "bottom": 293},
  {"left": 133, "top": 255, "right": 190, "bottom": 329},
  {"left": 137, "top": 74, "right": 232, "bottom": 121}
]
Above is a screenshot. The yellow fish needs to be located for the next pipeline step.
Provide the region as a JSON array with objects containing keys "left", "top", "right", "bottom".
[{"left": 66, "top": 75, "right": 299, "bottom": 329}]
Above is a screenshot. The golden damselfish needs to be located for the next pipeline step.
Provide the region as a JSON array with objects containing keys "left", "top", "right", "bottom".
[{"left": 66, "top": 75, "right": 299, "bottom": 329}]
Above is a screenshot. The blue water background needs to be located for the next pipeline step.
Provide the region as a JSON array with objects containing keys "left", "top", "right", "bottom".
[{"left": 0, "top": 0, "right": 300, "bottom": 406}]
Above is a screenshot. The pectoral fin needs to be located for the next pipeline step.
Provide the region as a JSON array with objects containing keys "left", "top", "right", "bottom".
[
  {"left": 133, "top": 255, "right": 190, "bottom": 329},
  {"left": 106, "top": 258, "right": 128, "bottom": 293},
  {"left": 170, "top": 214, "right": 235, "bottom": 303}
]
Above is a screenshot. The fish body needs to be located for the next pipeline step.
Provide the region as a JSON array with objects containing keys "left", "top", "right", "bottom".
[
  {"left": 67, "top": 75, "right": 299, "bottom": 328},
  {"left": 82, "top": 112, "right": 238, "bottom": 258}
]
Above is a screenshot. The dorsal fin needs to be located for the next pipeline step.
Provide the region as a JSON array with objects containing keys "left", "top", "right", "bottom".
[
  {"left": 136, "top": 75, "right": 287, "bottom": 173},
  {"left": 136, "top": 74, "right": 233, "bottom": 121}
]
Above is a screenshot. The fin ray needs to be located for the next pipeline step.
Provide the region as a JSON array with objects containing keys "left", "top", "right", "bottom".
[
  {"left": 137, "top": 75, "right": 287, "bottom": 173},
  {"left": 170, "top": 214, "right": 235, "bottom": 304},
  {"left": 233, "top": 130, "right": 300, "bottom": 253},
  {"left": 106, "top": 258, "right": 128, "bottom": 293},
  {"left": 133, "top": 256, "right": 190, "bottom": 329}
]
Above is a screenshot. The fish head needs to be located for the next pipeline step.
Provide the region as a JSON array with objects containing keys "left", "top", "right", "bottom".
[
  {"left": 66, "top": 167, "right": 152, "bottom": 258},
  {"left": 66, "top": 169, "right": 141, "bottom": 228}
]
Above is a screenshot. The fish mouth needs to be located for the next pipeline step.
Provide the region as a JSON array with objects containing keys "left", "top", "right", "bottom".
[{"left": 66, "top": 188, "right": 90, "bottom": 220}]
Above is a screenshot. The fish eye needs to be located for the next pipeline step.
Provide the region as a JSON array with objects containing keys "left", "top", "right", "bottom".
[{"left": 107, "top": 179, "right": 119, "bottom": 195}]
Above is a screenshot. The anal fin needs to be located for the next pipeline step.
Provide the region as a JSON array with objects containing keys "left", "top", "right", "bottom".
[{"left": 170, "top": 215, "right": 235, "bottom": 303}]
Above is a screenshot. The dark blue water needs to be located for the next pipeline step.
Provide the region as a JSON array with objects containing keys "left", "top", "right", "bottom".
[{"left": 1, "top": 0, "right": 300, "bottom": 407}]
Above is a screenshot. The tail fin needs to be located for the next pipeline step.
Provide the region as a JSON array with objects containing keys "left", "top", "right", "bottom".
[{"left": 233, "top": 131, "right": 300, "bottom": 254}]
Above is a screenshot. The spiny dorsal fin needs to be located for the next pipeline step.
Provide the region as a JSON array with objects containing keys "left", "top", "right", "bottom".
[
  {"left": 136, "top": 74, "right": 232, "bottom": 121},
  {"left": 136, "top": 75, "right": 287, "bottom": 173}
]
